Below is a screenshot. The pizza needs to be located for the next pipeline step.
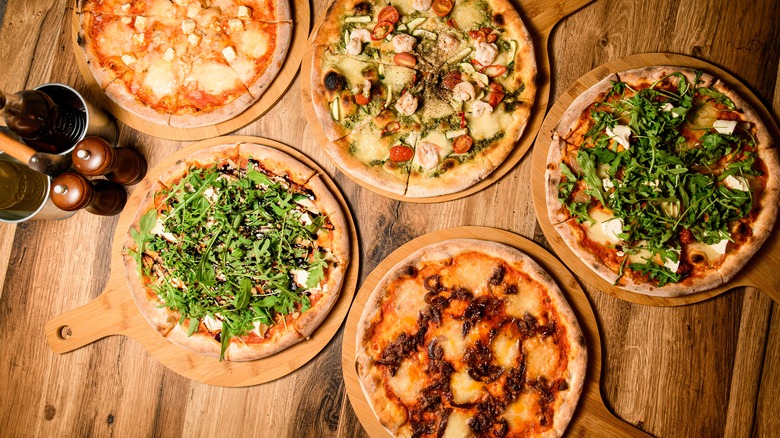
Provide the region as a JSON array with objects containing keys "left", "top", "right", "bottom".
[
  {"left": 309, "top": 0, "right": 536, "bottom": 197},
  {"left": 545, "top": 66, "right": 780, "bottom": 296},
  {"left": 77, "top": 0, "right": 292, "bottom": 127},
  {"left": 356, "top": 239, "right": 587, "bottom": 437},
  {"left": 123, "top": 143, "right": 350, "bottom": 361}
]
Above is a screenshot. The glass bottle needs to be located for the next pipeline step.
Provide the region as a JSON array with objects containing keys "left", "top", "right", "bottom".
[
  {"left": 0, "top": 159, "right": 48, "bottom": 211},
  {"left": 0, "top": 89, "right": 87, "bottom": 154}
]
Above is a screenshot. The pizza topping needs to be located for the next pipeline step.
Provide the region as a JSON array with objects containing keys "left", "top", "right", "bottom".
[
  {"left": 412, "top": 0, "right": 434, "bottom": 12},
  {"left": 221, "top": 46, "right": 237, "bottom": 63},
  {"left": 237, "top": 5, "right": 252, "bottom": 18},
  {"left": 470, "top": 100, "right": 494, "bottom": 117},
  {"left": 487, "top": 82, "right": 505, "bottom": 107},
  {"left": 452, "top": 81, "right": 476, "bottom": 101},
  {"left": 393, "top": 52, "right": 418, "bottom": 68},
  {"left": 121, "top": 54, "right": 137, "bottom": 66},
  {"left": 392, "top": 33, "right": 417, "bottom": 53},
  {"left": 129, "top": 157, "right": 338, "bottom": 360},
  {"left": 371, "top": 21, "right": 395, "bottom": 41},
  {"left": 415, "top": 141, "right": 442, "bottom": 169},
  {"left": 344, "top": 15, "right": 372, "bottom": 23},
  {"left": 163, "top": 47, "right": 176, "bottom": 62},
  {"left": 481, "top": 64, "right": 507, "bottom": 78},
  {"left": 605, "top": 124, "right": 631, "bottom": 149},
  {"left": 346, "top": 28, "right": 372, "bottom": 55},
  {"left": 187, "top": 33, "right": 201, "bottom": 45},
  {"left": 556, "top": 71, "right": 768, "bottom": 286},
  {"left": 713, "top": 119, "right": 738, "bottom": 135},
  {"left": 474, "top": 41, "right": 499, "bottom": 66},
  {"left": 438, "top": 33, "right": 460, "bottom": 52},
  {"left": 452, "top": 135, "right": 473, "bottom": 154},
  {"left": 432, "top": 0, "right": 454, "bottom": 17},
  {"left": 389, "top": 144, "right": 414, "bottom": 162},
  {"left": 378, "top": 6, "right": 401, "bottom": 24},
  {"left": 395, "top": 91, "right": 419, "bottom": 115},
  {"left": 181, "top": 18, "right": 196, "bottom": 34}
]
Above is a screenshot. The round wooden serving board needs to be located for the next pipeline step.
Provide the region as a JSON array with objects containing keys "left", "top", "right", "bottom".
[
  {"left": 300, "top": 0, "right": 595, "bottom": 203},
  {"left": 531, "top": 53, "right": 780, "bottom": 307},
  {"left": 69, "top": 0, "right": 310, "bottom": 141},
  {"left": 341, "top": 226, "right": 650, "bottom": 437},
  {"left": 44, "top": 136, "right": 359, "bottom": 387}
]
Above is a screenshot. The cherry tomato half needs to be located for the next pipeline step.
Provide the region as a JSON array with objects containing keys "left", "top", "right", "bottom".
[
  {"left": 354, "top": 93, "right": 370, "bottom": 105},
  {"left": 371, "top": 21, "right": 395, "bottom": 40},
  {"left": 487, "top": 82, "right": 505, "bottom": 107},
  {"left": 452, "top": 134, "right": 473, "bottom": 154},
  {"left": 378, "top": 6, "right": 400, "bottom": 24},
  {"left": 394, "top": 52, "right": 418, "bottom": 68},
  {"left": 389, "top": 145, "right": 414, "bottom": 162},
  {"left": 432, "top": 0, "right": 454, "bottom": 17}
]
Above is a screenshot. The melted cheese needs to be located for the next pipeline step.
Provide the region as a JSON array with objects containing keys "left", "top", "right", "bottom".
[
  {"left": 503, "top": 391, "right": 541, "bottom": 430},
  {"left": 391, "top": 278, "right": 429, "bottom": 327},
  {"left": 492, "top": 326, "right": 521, "bottom": 368},
  {"left": 468, "top": 107, "right": 514, "bottom": 141},
  {"left": 688, "top": 240, "right": 727, "bottom": 262},
  {"left": 441, "top": 255, "right": 499, "bottom": 294},
  {"left": 238, "top": 27, "right": 270, "bottom": 59},
  {"left": 450, "top": 0, "right": 485, "bottom": 32},
  {"left": 99, "top": 21, "right": 134, "bottom": 58},
  {"left": 143, "top": 58, "right": 177, "bottom": 98},
  {"left": 422, "top": 95, "right": 455, "bottom": 119},
  {"left": 418, "top": 131, "right": 451, "bottom": 158},
  {"left": 524, "top": 335, "right": 560, "bottom": 380},
  {"left": 387, "top": 358, "right": 426, "bottom": 404},
  {"left": 450, "top": 368, "right": 485, "bottom": 404},
  {"left": 583, "top": 209, "right": 622, "bottom": 245},
  {"left": 438, "top": 317, "right": 467, "bottom": 362},
  {"left": 190, "top": 60, "right": 242, "bottom": 94},
  {"left": 503, "top": 287, "right": 543, "bottom": 320},
  {"left": 442, "top": 410, "right": 473, "bottom": 438}
]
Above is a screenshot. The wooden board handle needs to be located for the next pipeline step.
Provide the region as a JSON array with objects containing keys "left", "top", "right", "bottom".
[
  {"left": 44, "top": 291, "right": 127, "bottom": 354},
  {"left": 0, "top": 131, "right": 35, "bottom": 163},
  {"left": 521, "top": 0, "right": 595, "bottom": 35}
]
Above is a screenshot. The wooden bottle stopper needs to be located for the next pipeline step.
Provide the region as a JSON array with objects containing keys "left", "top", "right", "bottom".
[
  {"left": 72, "top": 137, "right": 147, "bottom": 185},
  {"left": 50, "top": 172, "right": 127, "bottom": 216}
]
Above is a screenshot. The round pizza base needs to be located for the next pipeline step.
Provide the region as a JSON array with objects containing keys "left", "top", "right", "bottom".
[
  {"left": 66, "top": 135, "right": 359, "bottom": 385},
  {"left": 300, "top": 1, "right": 549, "bottom": 204},
  {"left": 69, "top": 0, "right": 310, "bottom": 140},
  {"left": 342, "top": 226, "right": 644, "bottom": 437},
  {"left": 531, "top": 53, "right": 780, "bottom": 306}
]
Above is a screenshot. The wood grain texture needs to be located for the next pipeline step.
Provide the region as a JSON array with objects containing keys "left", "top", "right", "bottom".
[{"left": 0, "top": 0, "right": 778, "bottom": 437}]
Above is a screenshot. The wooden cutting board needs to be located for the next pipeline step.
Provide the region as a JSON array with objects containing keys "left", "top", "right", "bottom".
[
  {"left": 530, "top": 53, "right": 780, "bottom": 306},
  {"left": 44, "top": 136, "right": 359, "bottom": 386},
  {"left": 68, "top": 0, "right": 310, "bottom": 141},
  {"left": 341, "top": 226, "right": 651, "bottom": 437},
  {"left": 300, "top": 0, "right": 596, "bottom": 203}
]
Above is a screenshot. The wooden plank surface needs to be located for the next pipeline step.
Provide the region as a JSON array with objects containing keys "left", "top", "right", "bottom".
[{"left": 0, "top": 0, "right": 778, "bottom": 437}]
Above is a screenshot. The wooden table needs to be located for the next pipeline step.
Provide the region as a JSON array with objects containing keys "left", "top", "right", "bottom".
[{"left": 1, "top": 0, "right": 778, "bottom": 436}]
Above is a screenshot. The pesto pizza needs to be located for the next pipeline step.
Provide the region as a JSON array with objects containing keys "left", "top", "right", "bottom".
[
  {"left": 309, "top": 0, "right": 536, "bottom": 197},
  {"left": 123, "top": 143, "right": 350, "bottom": 361},
  {"left": 546, "top": 67, "right": 780, "bottom": 296}
]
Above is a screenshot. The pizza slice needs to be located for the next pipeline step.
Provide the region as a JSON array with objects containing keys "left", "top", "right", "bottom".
[
  {"left": 310, "top": 46, "right": 420, "bottom": 142},
  {"left": 323, "top": 109, "right": 421, "bottom": 195}
]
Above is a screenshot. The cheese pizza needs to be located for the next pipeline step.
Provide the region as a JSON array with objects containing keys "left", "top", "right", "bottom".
[{"left": 77, "top": 0, "right": 292, "bottom": 127}]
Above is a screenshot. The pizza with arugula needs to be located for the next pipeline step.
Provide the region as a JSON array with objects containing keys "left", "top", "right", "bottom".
[
  {"left": 545, "top": 67, "right": 780, "bottom": 296},
  {"left": 309, "top": 0, "right": 536, "bottom": 197},
  {"left": 123, "top": 143, "right": 350, "bottom": 361}
]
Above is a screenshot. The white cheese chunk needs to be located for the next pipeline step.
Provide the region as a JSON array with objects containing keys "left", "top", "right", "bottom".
[
  {"left": 203, "top": 315, "right": 223, "bottom": 332},
  {"left": 162, "top": 47, "right": 176, "bottom": 62},
  {"left": 237, "top": 5, "right": 251, "bottom": 18},
  {"left": 606, "top": 124, "right": 632, "bottom": 149},
  {"left": 228, "top": 18, "right": 244, "bottom": 33},
  {"left": 132, "top": 32, "right": 145, "bottom": 44},
  {"left": 661, "top": 102, "right": 681, "bottom": 118},
  {"left": 662, "top": 250, "right": 680, "bottom": 272},
  {"left": 222, "top": 46, "right": 237, "bottom": 63},
  {"left": 188, "top": 33, "right": 201, "bottom": 46},
  {"left": 290, "top": 269, "right": 309, "bottom": 288},
  {"left": 602, "top": 177, "right": 614, "bottom": 190},
  {"left": 121, "top": 16, "right": 132, "bottom": 25},
  {"left": 121, "top": 54, "right": 136, "bottom": 65},
  {"left": 723, "top": 174, "right": 749, "bottom": 191},
  {"left": 134, "top": 16, "right": 147, "bottom": 31},
  {"left": 120, "top": 3, "right": 130, "bottom": 12},
  {"left": 181, "top": 18, "right": 196, "bottom": 34},
  {"left": 709, "top": 238, "right": 730, "bottom": 255},
  {"left": 600, "top": 217, "right": 623, "bottom": 243},
  {"left": 713, "top": 119, "right": 738, "bottom": 135}
]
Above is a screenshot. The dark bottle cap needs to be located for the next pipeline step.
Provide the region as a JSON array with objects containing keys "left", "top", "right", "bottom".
[
  {"left": 87, "top": 180, "right": 127, "bottom": 216},
  {"left": 72, "top": 137, "right": 113, "bottom": 176}
]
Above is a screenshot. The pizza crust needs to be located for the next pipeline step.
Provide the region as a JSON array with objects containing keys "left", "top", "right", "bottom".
[
  {"left": 545, "top": 132, "right": 570, "bottom": 226},
  {"left": 356, "top": 238, "right": 587, "bottom": 437},
  {"left": 616, "top": 66, "right": 715, "bottom": 90},
  {"left": 553, "top": 74, "right": 618, "bottom": 141},
  {"left": 124, "top": 143, "right": 349, "bottom": 361}
]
